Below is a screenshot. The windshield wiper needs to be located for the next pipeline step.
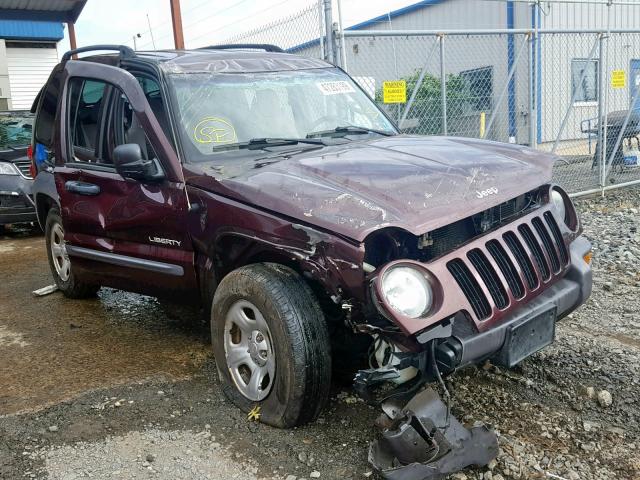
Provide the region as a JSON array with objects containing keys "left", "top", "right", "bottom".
[
  {"left": 306, "top": 125, "right": 395, "bottom": 139},
  {"left": 213, "top": 137, "right": 326, "bottom": 152}
]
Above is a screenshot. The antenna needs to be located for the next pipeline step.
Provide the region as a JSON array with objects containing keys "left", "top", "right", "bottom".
[{"left": 146, "top": 14, "right": 157, "bottom": 49}]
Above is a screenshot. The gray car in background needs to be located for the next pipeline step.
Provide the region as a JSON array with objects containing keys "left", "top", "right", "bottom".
[{"left": 0, "top": 110, "right": 37, "bottom": 229}]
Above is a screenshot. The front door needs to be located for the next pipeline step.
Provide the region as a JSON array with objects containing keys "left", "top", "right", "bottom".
[{"left": 54, "top": 60, "right": 196, "bottom": 296}]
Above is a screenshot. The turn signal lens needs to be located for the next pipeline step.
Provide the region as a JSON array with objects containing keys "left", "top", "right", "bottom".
[{"left": 583, "top": 251, "right": 593, "bottom": 265}]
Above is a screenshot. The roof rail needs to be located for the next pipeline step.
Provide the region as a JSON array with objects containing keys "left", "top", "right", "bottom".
[
  {"left": 198, "top": 43, "right": 285, "bottom": 53},
  {"left": 62, "top": 45, "right": 136, "bottom": 62}
]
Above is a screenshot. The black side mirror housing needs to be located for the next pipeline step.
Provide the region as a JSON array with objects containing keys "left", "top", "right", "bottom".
[{"left": 113, "top": 144, "right": 165, "bottom": 182}]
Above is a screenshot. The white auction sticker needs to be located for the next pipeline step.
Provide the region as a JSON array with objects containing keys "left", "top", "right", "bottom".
[{"left": 316, "top": 81, "right": 356, "bottom": 95}]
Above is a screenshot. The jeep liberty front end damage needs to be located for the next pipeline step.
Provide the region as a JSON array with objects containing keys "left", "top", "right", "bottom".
[{"left": 33, "top": 44, "right": 592, "bottom": 480}]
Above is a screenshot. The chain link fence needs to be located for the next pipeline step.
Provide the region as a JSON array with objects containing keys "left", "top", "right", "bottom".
[
  {"left": 222, "top": 0, "right": 640, "bottom": 197},
  {"left": 222, "top": 1, "right": 326, "bottom": 59}
]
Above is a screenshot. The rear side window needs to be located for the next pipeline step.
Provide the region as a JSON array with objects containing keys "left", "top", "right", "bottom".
[
  {"left": 34, "top": 72, "right": 61, "bottom": 148},
  {"left": 67, "top": 78, "right": 107, "bottom": 163}
]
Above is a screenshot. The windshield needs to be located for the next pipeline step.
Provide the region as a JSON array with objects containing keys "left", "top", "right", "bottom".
[
  {"left": 0, "top": 111, "right": 33, "bottom": 150},
  {"left": 167, "top": 68, "right": 396, "bottom": 162}
]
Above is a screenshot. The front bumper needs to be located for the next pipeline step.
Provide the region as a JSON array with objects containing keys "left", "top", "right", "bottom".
[
  {"left": 435, "top": 236, "right": 592, "bottom": 369},
  {"left": 0, "top": 175, "right": 36, "bottom": 225}
]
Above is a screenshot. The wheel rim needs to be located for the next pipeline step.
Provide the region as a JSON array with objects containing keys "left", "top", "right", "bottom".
[
  {"left": 50, "top": 222, "right": 70, "bottom": 282},
  {"left": 224, "top": 299, "right": 276, "bottom": 402}
]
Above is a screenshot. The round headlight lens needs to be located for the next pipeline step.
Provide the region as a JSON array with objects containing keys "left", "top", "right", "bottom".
[
  {"left": 551, "top": 189, "right": 566, "bottom": 223},
  {"left": 381, "top": 266, "right": 432, "bottom": 318}
]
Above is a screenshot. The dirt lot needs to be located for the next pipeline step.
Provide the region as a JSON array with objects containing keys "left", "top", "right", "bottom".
[{"left": 1, "top": 187, "right": 639, "bottom": 480}]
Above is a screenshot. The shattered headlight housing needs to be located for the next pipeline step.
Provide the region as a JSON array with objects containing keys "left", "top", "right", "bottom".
[{"left": 381, "top": 266, "right": 433, "bottom": 319}]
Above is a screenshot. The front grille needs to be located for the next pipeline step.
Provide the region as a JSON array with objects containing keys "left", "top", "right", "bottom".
[
  {"left": 13, "top": 160, "right": 32, "bottom": 178},
  {"left": 503, "top": 231, "right": 538, "bottom": 290},
  {"left": 487, "top": 239, "right": 525, "bottom": 300},
  {"left": 544, "top": 212, "right": 569, "bottom": 266},
  {"left": 0, "top": 194, "right": 29, "bottom": 209},
  {"left": 519, "top": 223, "right": 551, "bottom": 281},
  {"left": 447, "top": 258, "right": 492, "bottom": 320},
  {"left": 467, "top": 249, "right": 509, "bottom": 310},
  {"left": 448, "top": 212, "right": 569, "bottom": 321},
  {"left": 533, "top": 217, "right": 561, "bottom": 274},
  {"left": 12, "top": 160, "right": 32, "bottom": 179}
]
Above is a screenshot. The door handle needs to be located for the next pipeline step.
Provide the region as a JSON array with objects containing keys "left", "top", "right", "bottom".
[{"left": 65, "top": 180, "right": 101, "bottom": 196}]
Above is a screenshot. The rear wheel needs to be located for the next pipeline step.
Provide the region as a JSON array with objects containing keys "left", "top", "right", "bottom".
[
  {"left": 45, "top": 208, "right": 99, "bottom": 298},
  {"left": 211, "top": 263, "right": 331, "bottom": 428}
]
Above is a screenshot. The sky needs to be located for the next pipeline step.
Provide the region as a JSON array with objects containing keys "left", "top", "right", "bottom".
[{"left": 57, "top": 0, "right": 418, "bottom": 55}]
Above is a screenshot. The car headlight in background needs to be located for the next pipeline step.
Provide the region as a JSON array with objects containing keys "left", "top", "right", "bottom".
[
  {"left": 0, "top": 162, "right": 18, "bottom": 176},
  {"left": 381, "top": 266, "right": 433, "bottom": 318}
]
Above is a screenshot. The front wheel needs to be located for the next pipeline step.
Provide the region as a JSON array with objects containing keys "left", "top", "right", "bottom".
[
  {"left": 45, "top": 208, "right": 99, "bottom": 298},
  {"left": 211, "top": 263, "right": 331, "bottom": 428}
]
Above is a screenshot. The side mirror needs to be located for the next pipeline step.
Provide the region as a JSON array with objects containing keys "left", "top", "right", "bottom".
[{"left": 113, "top": 144, "right": 165, "bottom": 182}]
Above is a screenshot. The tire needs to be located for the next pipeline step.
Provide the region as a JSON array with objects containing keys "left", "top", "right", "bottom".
[
  {"left": 45, "top": 208, "right": 99, "bottom": 299},
  {"left": 211, "top": 263, "right": 331, "bottom": 428}
]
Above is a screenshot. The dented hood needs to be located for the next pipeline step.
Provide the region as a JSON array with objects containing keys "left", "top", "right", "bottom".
[{"left": 192, "top": 135, "right": 557, "bottom": 243}]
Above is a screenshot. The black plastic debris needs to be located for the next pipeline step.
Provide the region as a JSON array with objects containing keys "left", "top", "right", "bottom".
[{"left": 369, "top": 387, "right": 498, "bottom": 480}]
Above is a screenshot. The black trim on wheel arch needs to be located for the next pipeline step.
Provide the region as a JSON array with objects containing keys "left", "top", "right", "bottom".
[{"left": 65, "top": 245, "right": 184, "bottom": 276}]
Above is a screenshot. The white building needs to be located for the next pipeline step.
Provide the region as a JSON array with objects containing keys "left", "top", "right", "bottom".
[
  {"left": 0, "top": 1, "right": 86, "bottom": 111},
  {"left": 291, "top": 0, "right": 640, "bottom": 146}
]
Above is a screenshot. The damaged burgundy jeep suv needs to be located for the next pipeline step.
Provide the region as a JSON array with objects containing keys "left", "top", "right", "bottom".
[{"left": 34, "top": 44, "right": 591, "bottom": 447}]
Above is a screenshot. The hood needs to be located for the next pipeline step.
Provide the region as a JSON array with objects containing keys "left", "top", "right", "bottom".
[{"left": 188, "top": 135, "right": 556, "bottom": 243}]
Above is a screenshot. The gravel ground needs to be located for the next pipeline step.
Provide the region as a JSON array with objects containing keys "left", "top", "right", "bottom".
[{"left": 0, "top": 186, "right": 638, "bottom": 480}]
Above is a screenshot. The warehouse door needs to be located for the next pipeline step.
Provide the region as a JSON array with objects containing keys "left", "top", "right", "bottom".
[{"left": 6, "top": 43, "right": 59, "bottom": 110}]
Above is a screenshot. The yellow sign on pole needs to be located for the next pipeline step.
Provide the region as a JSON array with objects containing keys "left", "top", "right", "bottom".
[
  {"left": 611, "top": 70, "right": 626, "bottom": 89},
  {"left": 383, "top": 81, "right": 407, "bottom": 104}
]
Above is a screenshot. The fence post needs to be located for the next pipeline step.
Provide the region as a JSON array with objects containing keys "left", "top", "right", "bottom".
[
  {"left": 440, "top": 34, "right": 447, "bottom": 135},
  {"left": 597, "top": 33, "right": 606, "bottom": 188},
  {"left": 528, "top": 31, "right": 536, "bottom": 148},
  {"left": 322, "top": 0, "right": 335, "bottom": 64},
  {"left": 317, "top": 0, "right": 325, "bottom": 60}
]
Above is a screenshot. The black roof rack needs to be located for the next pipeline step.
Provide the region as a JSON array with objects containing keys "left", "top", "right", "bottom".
[
  {"left": 62, "top": 45, "right": 136, "bottom": 62},
  {"left": 198, "top": 43, "right": 285, "bottom": 53}
]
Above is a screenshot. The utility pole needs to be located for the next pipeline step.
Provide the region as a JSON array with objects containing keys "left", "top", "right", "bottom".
[
  {"left": 67, "top": 22, "right": 78, "bottom": 59},
  {"left": 170, "top": 0, "right": 185, "bottom": 50}
]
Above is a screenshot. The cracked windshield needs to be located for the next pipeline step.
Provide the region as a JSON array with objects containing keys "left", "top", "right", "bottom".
[{"left": 168, "top": 68, "right": 396, "bottom": 160}]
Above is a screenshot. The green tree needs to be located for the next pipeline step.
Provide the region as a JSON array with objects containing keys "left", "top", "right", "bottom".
[{"left": 377, "top": 70, "right": 468, "bottom": 135}]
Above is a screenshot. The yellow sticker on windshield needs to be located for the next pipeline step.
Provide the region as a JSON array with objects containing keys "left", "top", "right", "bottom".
[{"left": 193, "top": 117, "right": 237, "bottom": 144}]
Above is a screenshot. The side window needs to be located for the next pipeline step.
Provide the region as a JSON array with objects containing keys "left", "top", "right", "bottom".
[
  {"left": 34, "top": 72, "right": 61, "bottom": 149},
  {"left": 135, "top": 75, "right": 170, "bottom": 136},
  {"left": 67, "top": 78, "right": 108, "bottom": 163}
]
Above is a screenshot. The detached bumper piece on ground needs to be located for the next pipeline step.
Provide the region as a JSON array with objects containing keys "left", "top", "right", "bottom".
[{"left": 369, "top": 387, "right": 498, "bottom": 480}]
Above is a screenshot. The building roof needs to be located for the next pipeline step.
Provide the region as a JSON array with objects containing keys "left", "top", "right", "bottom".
[
  {"left": 345, "top": 0, "right": 446, "bottom": 31},
  {"left": 288, "top": 0, "right": 446, "bottom": 53},
  {"left": 0, "top": 0, "right": 86, "bottom": 23},
  {"left": 0, "top": 19, "right": 64, "bottom": 41}
]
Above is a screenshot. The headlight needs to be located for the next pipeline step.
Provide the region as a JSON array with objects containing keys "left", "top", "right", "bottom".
[
  {"left": 0, "top": 162, "right": 18, "bottom": 175},
  {"left": 551, "top": 188, "right": 566, "bottom": 223},
  {"left": 381, "top": 266, "right": 432, "bottom": 318}
]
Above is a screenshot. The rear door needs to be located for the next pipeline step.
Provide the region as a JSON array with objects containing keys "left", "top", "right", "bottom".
[{"left": 54, "top": 60, "right": 196, "bottom": 296}]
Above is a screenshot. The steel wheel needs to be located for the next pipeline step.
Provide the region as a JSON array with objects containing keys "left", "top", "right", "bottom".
[
  {"left": 223, "top": 299, "right": 276, "bottom": 401},
  {"left": 50, "top": 222, "right": 70, "bottom": 282}
]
